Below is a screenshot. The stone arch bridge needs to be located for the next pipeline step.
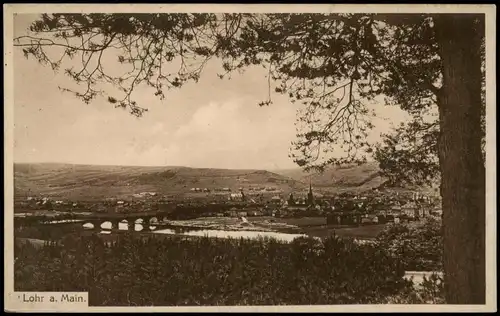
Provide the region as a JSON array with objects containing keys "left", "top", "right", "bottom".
[
  {"left": 80, "top": 211, "right": 173, "bottom": 231},
  {"left": 15, "top": 210, "right": 174, "bottom": 232}
]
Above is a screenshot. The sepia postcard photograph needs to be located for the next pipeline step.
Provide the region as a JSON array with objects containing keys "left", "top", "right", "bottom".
[{"left": 3, "top": 3, "right": 497, "bottom": 313}]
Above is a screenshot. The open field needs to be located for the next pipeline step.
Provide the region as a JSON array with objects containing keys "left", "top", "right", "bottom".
[
  {"left": 14, "top": 163, "right": 305, "bottom": 201},
  {"left": 271, "top": 217, "right": 387, "bottom": 239},
  {"left": 302, "top": 224, "right": 388, "bottom": 239},
  {"left": 273, "top": 216, "right": 327, "bottom": 227},
  {"left": 249, "top": 217, "right": 387, "bottom": 239},
  {"left": 274, "top": 162, "right": 386, "bottom": 189},
  {"left": 168, "top": 216, "right": 388, "bottom": 239}
]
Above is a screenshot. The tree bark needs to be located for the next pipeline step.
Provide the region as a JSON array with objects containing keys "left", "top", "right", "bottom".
[{"left": 434, "top": 14, "right": 486, "bottom": 304}]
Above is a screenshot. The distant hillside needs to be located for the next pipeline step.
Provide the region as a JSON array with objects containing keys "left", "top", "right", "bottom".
[
  {"left": 13, "top": 162, "right": 434, "bottom": 202},
  {"left": 274, "top": 162, "right": 438, "bottom": 194},
  {"left": 13, "top": 163, "right": 305, "bottom": 201},
  {"left": 275, "top": 162, "right": 385, "bottom": 188}
]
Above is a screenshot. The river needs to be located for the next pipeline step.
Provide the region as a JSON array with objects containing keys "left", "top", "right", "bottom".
[{"left": 80, "top": 220, "right": 308, "bottom": 242}]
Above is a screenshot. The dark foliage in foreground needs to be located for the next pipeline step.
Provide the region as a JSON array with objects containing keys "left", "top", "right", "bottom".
[
  {"left": 376, "top": 218, "right": 443, "bottom": 271},
  {"left": 15, "top": 234, "right": 412, "bottom": 306}
]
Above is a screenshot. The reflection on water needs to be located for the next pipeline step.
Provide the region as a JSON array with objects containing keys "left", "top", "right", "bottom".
[
  {"left": 47, "top": 219, "right": 85, "bottom": 224},
  {"left": 81, "top": 222, "right": 305, "bottom": 242},
  {"left": 153, "top": 228, "right": 307, "bottom": 242},
  {"left": 83, "top": 222, "right": 156, "bottom": 232}
]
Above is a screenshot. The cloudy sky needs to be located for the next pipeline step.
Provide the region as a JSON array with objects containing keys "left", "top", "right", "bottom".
[{"left": 13, "top": 14, "right": 410, "bottom": 170}]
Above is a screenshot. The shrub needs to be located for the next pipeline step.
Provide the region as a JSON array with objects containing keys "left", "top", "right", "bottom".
[
  {"left": 383, "top": 273, "right": 445, "bottom": 304},
  {"left": 375, "top": 217, "right": 443, "bottom": 271},
  {"left": 15, "top": 234, "right": 412, "bottom": 306}
]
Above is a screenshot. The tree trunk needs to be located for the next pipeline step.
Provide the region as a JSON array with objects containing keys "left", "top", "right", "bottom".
[{"left": 434, "top": 14, "right": 486, "bottom": 304}]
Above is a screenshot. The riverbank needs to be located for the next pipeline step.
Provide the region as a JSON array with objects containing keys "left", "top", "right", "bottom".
[{"left": 15, "top": 216, "right": 390, "bottom": 243}]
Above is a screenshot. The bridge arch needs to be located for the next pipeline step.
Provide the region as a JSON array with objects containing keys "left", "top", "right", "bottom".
[
  {"left": 100, "top": 221, "right": 112, "bottom": 230},
  {"left": 134, "top": 223, "right": 144, "bottom": 231},
  {"left": 76, "top": 211, "right": 170, "bottom": 233},
  {"left": 118, "top": 219, "right": 130, "bottom": 231},
  {"left": 82, "top": 222, "right": 94, "bottom": 229},
  {"left": 149, "top": 217, "right": 158, "bottom": 224}
]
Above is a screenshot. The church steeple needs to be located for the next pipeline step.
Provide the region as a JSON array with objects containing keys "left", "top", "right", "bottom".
[
  {"left": 307, "top": 178, "right": 314, "bottom": 206},
  {"left": 288, "top": 192, "right": 295, "bottom": 206}
]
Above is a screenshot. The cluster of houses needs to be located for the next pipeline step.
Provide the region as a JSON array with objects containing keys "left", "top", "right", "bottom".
[
  {"left": 323, "top": 191, "right": 442, "bottom": 225},
  {"left": 216, "top": 207, "right": 266, "bottom": 218},
  {"left": 21, "top": 196, "right": 80, "bottom": 209},
  {"left": 132, "top": 192, "right": 158, "bottom": 198},
  {"left": 247, "top": 186, "right": 279, "bottom": 192},
  {"left": 189, "top": 186, "right": 281, "bottom": 194},
  {"left": 179, "top": 183, "right": 442, "bottom": 222},
  {"left": 18, "top": 183, "right": 442, "bottom": 225},
  {"left": 229, "top": 184, "right": 442, "bottom": 223},
  {"left": 18, "top": 195, "right": 168, "bottom": 215},
  {"left": 190, "top": 187, "right": 221, "bottom": 192}
]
